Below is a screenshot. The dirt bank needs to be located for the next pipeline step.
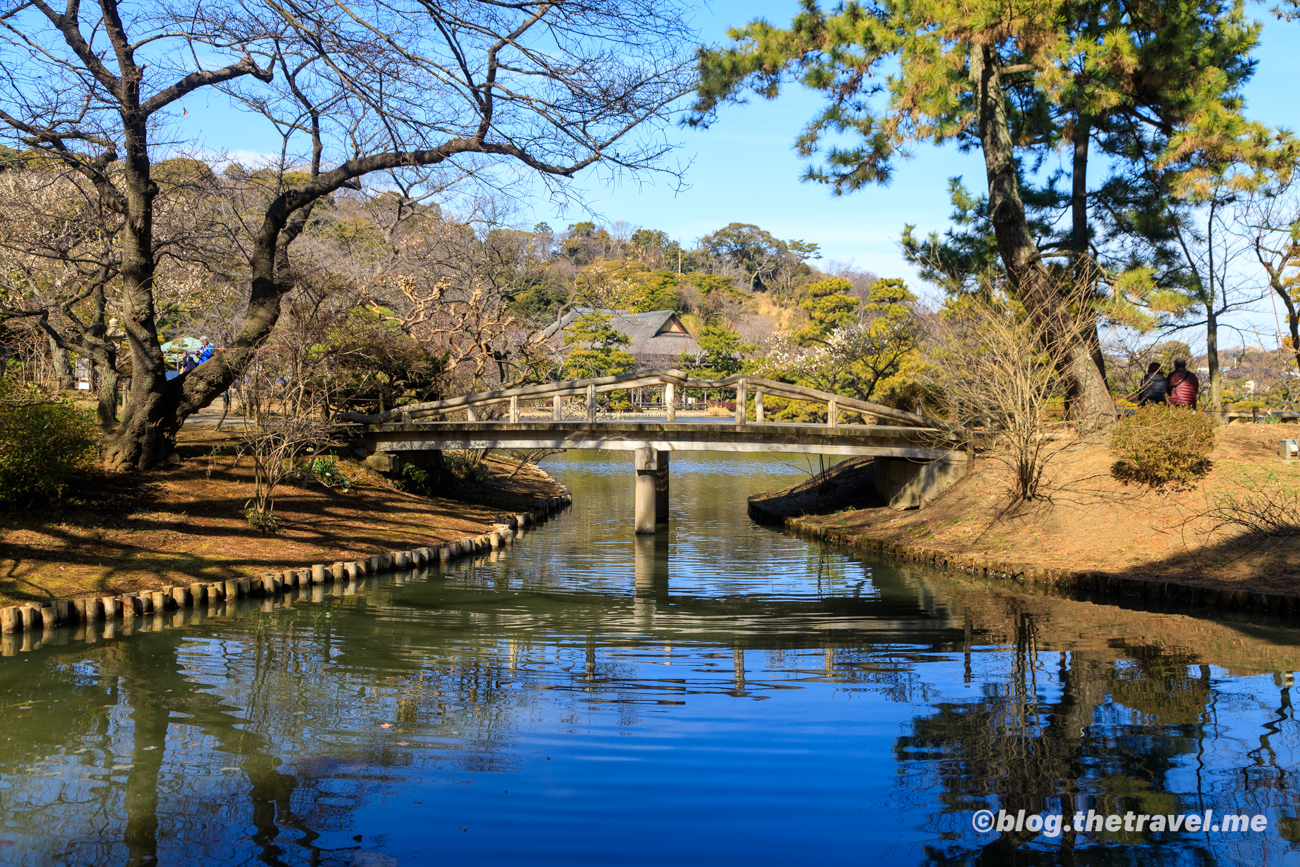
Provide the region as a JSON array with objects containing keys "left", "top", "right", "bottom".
[
  {"left": 753, "top": 425, "right": 1300, "bottom": 606},
  {"left": 0, "top": 427, "right": 563, "bottom": 606}
]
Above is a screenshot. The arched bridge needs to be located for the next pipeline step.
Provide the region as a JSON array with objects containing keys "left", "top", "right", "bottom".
[{"left": 339, "top": 369, "right": 968, "bottom": 531}]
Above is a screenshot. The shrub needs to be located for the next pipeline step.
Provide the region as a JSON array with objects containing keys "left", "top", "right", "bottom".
[
  {"left": 243, "top": 503, "right": 281, "bottom": 533},
  {"left": 0, "top": 378, "right": 99, "bottom": 505},
  {"left": 1109, "top": 405, "right": 1215, "bottom": 488},
  {"left": 444, "top": 450, "right": 489, "bottom": 484},
  {"left": 400, "top": 463, "right": 434, "bottom": 496}
]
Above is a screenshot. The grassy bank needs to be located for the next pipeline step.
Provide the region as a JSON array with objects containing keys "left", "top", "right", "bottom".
[
  {"left": 0, "top": 426, "right": 562, "bottom": 606},
  {"left": 753, "top": 424, "right": 1300, "bottom": 604}
]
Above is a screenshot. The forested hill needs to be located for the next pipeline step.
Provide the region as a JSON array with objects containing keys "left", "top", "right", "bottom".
[{"left": 286, "top": 197, "right": 930, "bottom": 416}]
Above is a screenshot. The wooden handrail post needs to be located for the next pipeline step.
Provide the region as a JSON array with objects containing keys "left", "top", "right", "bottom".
[
  {"left": 553, "top": 394, "right": 562, "bottom": 421},
  {"left": 665, "top": 382, "right": 676, "bottom": 422},
  {"left": 827, "top": 397, "right": 837, "bottom": 429},
  {"left": 467, "top": 406, "right": 477, "bottom": 422},
  {"left": 586, "top": 383, "right": 596, "bottom": 423},
  {"left": 736, "top": 379, "right": 747, "bottom": 426},
  {"left": 755, "top": 388, "right": 764, "bottom": 424},
  {"left": 509, "top": 394, "right": 519, "bottom": 424}
]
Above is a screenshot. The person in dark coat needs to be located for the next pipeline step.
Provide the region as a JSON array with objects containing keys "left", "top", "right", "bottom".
[{"left": 1136, "top": 362, "right": 1167, "bottom": 406}]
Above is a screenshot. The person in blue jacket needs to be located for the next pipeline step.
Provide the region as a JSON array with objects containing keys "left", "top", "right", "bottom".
[{"left": 197, "top": 337, "right": 214, "bottom": 364}]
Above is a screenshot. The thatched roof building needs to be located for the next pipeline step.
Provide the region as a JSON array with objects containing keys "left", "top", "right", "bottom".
[{"left": 544, "top": 308, "right": 701, "bottom": 370}]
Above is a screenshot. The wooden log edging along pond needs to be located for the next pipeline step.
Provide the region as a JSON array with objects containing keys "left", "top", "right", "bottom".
[
  {"left": 0, "top": 488, "right": 573, "bottom": 655},
  {"left": 782, "top": 515, "right": 1300, "bottom": 620}
]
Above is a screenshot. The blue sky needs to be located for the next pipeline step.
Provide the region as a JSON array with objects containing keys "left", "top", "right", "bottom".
[
  {"left": 187, "top": 1, "right": 1300, "bottom": 341},
  {"left": 523, "top": 1, "right": 1300, "bottom": 287}
]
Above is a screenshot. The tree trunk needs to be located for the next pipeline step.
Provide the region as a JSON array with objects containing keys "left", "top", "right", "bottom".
[
  {"left": 969, "top": 45, "right": 1114, "bottom": 432},
  {"left": 1270, "top": 279, "right": 1300, "bottom": 377},
  {"left": 102, "top": 129, "right": 322, "bottom": 469},
  {"left": 1070, "top": 114, "right": 1109, "bottom": 392},
  {"left": 94, "top": 356, "right": 119, "bottom": 431},
  {"left": 100, "top": 93, "right": 173, "bottom": 470},
  {"left": 1206, "top": 304, "right": 1222, "bottom": 417},
  {"left": 1069, "top": 116, "right": 1091, "bottom": 260},
  {"left": 32, "top": 314, "right": 120, "bottom": 430},
  {"left": 104, "top": 377, "right": 177, "bottom": 470},
  {"left": 1291, "top": 315, "right": 1300, "bottom": 379},
  {"left": 47, "top": 332, "right": 73, "bottom": 390},
  {"left": 1257, "top": 256, "right": 1300, "bottom": 377}
]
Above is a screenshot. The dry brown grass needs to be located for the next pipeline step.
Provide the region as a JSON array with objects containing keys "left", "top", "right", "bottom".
[
  {"left": 0, "top": 426, "right": 560, "bottom": 605},
  {"left": 795, "top": 424, "right": 1300, "bottom": 596}
]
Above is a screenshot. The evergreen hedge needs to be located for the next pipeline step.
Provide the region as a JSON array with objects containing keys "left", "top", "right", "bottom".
[{"left": 1109, "top": 404, "right": 1215, "bottom": 488}]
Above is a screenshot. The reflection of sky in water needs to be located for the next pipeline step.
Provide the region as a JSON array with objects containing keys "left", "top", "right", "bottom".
[{"left": 0, "top": 452, "right": 1297, "bottom": 865}]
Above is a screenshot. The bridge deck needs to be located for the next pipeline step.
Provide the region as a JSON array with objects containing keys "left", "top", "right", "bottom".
[{"left": 352, "top": 420, "right": 961, "bottom": 460}]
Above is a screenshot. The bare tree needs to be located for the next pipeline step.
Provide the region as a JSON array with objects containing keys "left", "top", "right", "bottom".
[
  {"left": 0, "top": 158, "right": 229, "bottom": 428},
  {"left": 0, "top": 0, "right": 694, "bottom": 470},
  {"left": 236, "top": 344, "right": 337, "bottom": 532},
  {"left": 0, "top": 166, "right": 123, "bottom": 426},
  {"left": 1163, "top": 185, "right": 1266, "bottom": 416},
  {"left": 924, "top": 276, "right": 1101, "bottom": 503},
  {"left": 232, "top": 283, "right": 351, "bottom": 530},
  {"left": 1238, "top": 178, "right": 1300, "bottom": 377}
]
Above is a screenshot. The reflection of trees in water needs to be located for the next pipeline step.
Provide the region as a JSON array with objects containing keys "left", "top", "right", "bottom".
[
  {"left": 1244, "top": 674, "right": 1296, "bottom": 811},
  {"left": 802, "top": 548, "right": 873, "bottom": 599},
  {"left": 0, "top": 628, "right": 333, "bottom": 866},
  {"left": 891, "top": 602, "right": 1299, "bottom": 864},
  {"left": 0, "top": 649, "right": 124, "bottom": 865},
  {"left": 0, "top": 600, "right": 557, "bottom": 866},
  {"left": 823, "top": 647, "right": 940, "bottom": 705},
  {"left": 5, "top": 534, "right": 1300, "bottom": 866},
  {"left": 205, "top": 604, "right": 537, "bottom": 776}
]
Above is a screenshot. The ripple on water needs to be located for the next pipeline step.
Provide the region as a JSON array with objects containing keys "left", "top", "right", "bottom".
[{"left": 0, "top": 451, "right": 1296, "bottom": 866}]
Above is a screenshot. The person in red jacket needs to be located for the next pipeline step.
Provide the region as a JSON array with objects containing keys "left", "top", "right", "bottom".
[{"left": 1167, "top": 359, "right": 1200, "bottom": 408}]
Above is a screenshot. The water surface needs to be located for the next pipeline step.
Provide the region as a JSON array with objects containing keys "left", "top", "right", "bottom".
[{"left": 1, "top": 451, "right": 1298, "bottom": 865}]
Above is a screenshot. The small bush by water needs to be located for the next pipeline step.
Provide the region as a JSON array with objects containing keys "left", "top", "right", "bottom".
[
  {"left": 400, "top": 463, "right": 435, "bottom": 496},
  {"left": 1109, "top": 405, "right": 1214, "bottom": 488}
]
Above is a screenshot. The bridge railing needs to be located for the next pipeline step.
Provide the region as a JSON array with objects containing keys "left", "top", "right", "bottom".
[{"left": 337, "top": 368, "right": 951, "bottom": 431}]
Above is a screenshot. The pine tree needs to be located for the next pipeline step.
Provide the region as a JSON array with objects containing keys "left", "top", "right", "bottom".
[{"left": 690, "top": 0, "right": 1271, "bottom": 431}]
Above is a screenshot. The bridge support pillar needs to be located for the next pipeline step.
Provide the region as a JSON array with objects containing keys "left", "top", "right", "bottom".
[
  {"left": 634, "top": 447, "right": 670, "bottom": 534},
  {"left": 655, "top": 451, "right": 669, "bottom": 523}
]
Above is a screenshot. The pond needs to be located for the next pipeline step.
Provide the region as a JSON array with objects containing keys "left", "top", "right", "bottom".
[{"left": 0, "top": 451, "right": 1298, "bottom": 866}]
